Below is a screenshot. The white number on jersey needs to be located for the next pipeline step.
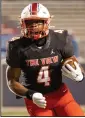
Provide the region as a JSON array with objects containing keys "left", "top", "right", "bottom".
[{"left": 37, "top": 66, "right": 50, "bottom": 86}]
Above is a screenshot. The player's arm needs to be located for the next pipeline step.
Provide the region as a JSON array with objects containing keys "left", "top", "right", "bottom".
[
  {"left": 6, "top": 39, "right": 46, "bottom": 108},
  {"left": 6, "top": 66, "right": 28, "bottom": 96},
  {"left": 61, "top": 33, "right": 85, "bottom": 81},
  {"left": 6, "top": 66, "right": 46, "bottom": 108},
  {"left": 6, "top": 40, "right": 35, "bottom": 98}
]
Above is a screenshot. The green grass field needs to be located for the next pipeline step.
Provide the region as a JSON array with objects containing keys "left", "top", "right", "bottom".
[{"left": 1, "top": 106, "right": 85, "bottom": 116}]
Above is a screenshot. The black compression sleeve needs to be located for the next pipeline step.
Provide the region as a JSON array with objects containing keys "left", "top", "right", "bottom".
[{"left": 25, "top": 89, "right": 37, "bottom": 100}]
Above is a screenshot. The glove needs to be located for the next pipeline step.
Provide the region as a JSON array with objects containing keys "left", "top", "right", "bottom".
[
  {"left": 61, "top": 61, "right": 83, "bottom": 81},
  {"left": 32, "top": 93, "right": 47, "bottom": 109}
]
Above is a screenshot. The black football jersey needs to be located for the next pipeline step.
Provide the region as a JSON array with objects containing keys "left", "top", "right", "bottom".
[{"left": 6, "top": 29, "right": 74, "bottom": 94}]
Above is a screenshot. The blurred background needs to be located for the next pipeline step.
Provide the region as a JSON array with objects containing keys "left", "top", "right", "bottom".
[{"left": 1, "top": 0, "right": 85, "bottom": 116}]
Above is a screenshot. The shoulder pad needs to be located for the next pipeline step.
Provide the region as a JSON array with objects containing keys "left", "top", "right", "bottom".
[
  {"left": 10, "top": 36, "right": 20, "bottom": 41},
  {"left": 54, "top": 29, "right": 64, "bottom": 33},
  {"left": 54, "top": 29, "right": 68, "bottom": 37}
]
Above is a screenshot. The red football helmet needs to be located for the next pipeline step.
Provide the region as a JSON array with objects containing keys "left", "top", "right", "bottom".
[{"left": 20, "top": 3, "right": 51, "bottom": 40}]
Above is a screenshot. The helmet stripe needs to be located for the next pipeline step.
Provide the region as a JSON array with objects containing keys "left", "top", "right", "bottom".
[{"left": 31, "top": 3, "right": 37, "bottom": 15}]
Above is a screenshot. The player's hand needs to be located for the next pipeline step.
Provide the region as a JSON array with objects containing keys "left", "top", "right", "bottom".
[
  {"left": 61, "top": 61, "right": 83, "bottom": 81},
  {"left": 32, "top": 93, "right": 47, "bottom": 109}
]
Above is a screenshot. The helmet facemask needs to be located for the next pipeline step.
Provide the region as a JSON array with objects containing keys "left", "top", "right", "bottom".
[
  {"left": 20, "top": 3, "right": 51, "bottom": 40},
  {"left": 20, "top": 19, "right": 50, "bottom": 40}
]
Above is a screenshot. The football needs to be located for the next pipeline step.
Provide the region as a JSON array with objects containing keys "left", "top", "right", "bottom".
[{"left": 61, "top": 56, "right": 78, "bottom": 69}]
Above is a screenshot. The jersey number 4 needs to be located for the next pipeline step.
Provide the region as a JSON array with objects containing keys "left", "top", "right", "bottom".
[{"left": 37, "top": 66, "right": 51, "bottom": 86}]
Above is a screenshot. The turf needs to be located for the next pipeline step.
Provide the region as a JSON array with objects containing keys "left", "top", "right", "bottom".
[{"left": 1, "top": 106, "right": 85, "bottom": 116}]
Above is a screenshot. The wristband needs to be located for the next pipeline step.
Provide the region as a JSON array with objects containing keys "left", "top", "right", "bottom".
[{"left": 25, "top": 89, "right": 37, "bottom": 100}]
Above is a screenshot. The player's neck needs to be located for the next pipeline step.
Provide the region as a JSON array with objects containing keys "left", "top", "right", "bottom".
[{"left": 34, "top": 37, "right": 46, "bottom": 47}]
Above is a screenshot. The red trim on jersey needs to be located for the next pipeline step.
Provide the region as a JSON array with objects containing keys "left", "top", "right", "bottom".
[{"left": 31, "top": 3, "right": 37, "bottom": 15}]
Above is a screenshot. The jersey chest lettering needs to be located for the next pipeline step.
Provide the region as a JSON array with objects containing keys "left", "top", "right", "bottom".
[{"left": 26, "top": 56, "right": 58, "bottom": 66}]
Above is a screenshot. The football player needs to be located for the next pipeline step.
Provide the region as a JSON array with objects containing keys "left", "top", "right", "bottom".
[{"left": 6, "top": 3, "right": 84, "bottom": 116}]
